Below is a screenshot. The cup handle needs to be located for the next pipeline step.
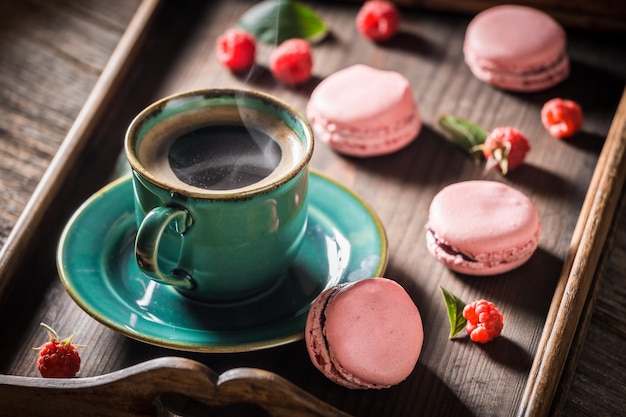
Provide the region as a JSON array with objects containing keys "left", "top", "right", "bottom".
[{"left": 135, "top": 205, "right": 195, "bottom": 290}]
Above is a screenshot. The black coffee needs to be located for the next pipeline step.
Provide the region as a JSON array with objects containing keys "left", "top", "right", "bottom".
[{"left": 168, "top": 124, "right": 282, "bottom": 190}]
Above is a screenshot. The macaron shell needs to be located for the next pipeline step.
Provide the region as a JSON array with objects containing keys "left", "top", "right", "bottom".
[
  {"left": 307, "top": 65, "right": 415, "bottom": 128},
  {"left": 465, "top": 5, "right": 566, "bottom": 70},
  {"left": 306, "top": 64, "right": 421, "bottom": 156},
  {"left": 426, "top": 180, "right": 540, "bottom": 275},
  {"left": 304, "top": 286, "right": 360, "bottom": 388},
  {"left": 463, "top": 5, "right": 569, "bottom": 91},
  {"left": 426, "top": 229, "right": 537, "bottom": 275},
  {"left": 321, "top": 278, "right": 423, "bottom": 388}
]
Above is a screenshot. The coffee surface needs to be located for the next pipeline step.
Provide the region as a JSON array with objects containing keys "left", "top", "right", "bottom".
[{"left": 168, "top": 125, "right": 282, "bottom": 190}]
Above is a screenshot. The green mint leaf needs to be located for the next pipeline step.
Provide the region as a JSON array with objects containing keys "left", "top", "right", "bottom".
[
  {"left": 238, "top": 0, "right": 329, "bottom": 44},
  {"left": 438, "top": 114, "right": 488, "bottom": 160},
  {"left": 440, "top": 287, "right": 468, "bottom": 339}
]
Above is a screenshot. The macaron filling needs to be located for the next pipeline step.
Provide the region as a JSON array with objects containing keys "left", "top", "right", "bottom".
[
  {"left": 306, "top": 287, "right": 371, "bottom": 389},
  {"left": 426, "top": 228, "right": 477, "bottom": 262},
  {"left": 426, "top": 226, "right": 540, "bottom": 273}
]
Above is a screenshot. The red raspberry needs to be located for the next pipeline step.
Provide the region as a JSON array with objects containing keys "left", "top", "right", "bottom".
[
  {"left": 269, "top": 38, "right": 313, "bottom": 86},
  {"left": 36, "top": 323, "right": 81, "bottom": 378},
  {"left": 356, "top": 1, "right": 399, "bottom": 41},
  {"left": 462, "top": 300, "right": 504, "bottom": 343},
  {"left": 480, "top": 127, "right": 530, "bottom": 175},
  {"left": 541, "top": 98, "right": 583, "bottom": 139},
  {"left": 216, "top": 28, "right": 256, "bottom": 72}
]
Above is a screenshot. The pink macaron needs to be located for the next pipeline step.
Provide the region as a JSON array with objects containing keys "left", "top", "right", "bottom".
[
  {"left": 426, "top": 180, "right": 541, "bottom": 275},
  {"left": 305, "top": 277, "right": 423, "bottom": 389},
  {"left": 306, "top": 64, "right": 421, "bottom": 157},
  {"left": 463, "top": 5, "right": 569, "bottom": 92}
]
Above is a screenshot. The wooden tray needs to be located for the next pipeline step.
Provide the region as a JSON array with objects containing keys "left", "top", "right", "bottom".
[{"left": 1, "top": 1, "right": 625, "bottom": 416}]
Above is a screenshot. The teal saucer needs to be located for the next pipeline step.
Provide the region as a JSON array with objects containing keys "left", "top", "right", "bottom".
[{"left": 57, "top": 171, "right": 387, "bottom": 352}]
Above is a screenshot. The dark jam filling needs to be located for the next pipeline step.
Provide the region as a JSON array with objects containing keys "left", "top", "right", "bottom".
[{"left": 429, "top": 228, "right": 476, "bottom": 262}]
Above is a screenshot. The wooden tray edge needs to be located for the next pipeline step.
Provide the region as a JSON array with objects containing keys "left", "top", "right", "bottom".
[
  {"left": 0, "top": 356, "right": 352, "bottom": 417},
  {"left": 518, "top": 86, "right": 626, "bottom": 417},
  {"left": 0, "top": 0, "right": 161, "bottom": 301}
]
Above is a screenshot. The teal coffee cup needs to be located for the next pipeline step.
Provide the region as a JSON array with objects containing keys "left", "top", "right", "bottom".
[{"left": 125, "top": 89, "right": 314, "bottom": 302}]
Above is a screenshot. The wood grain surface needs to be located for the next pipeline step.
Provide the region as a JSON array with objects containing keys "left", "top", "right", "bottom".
[
  {"left": 0, "top": 1, "right": 624, "bottom": 416},
  {"left": 0, "top": 0, "right": 140, "bottom": 242},
  {"left": 352, "top": 0, "right": 626, "bottom": 31}
]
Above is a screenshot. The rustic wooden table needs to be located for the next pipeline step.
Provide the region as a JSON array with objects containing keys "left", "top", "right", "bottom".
[{"left": 0, "top": 1, "right": 624, "bottom": 416}]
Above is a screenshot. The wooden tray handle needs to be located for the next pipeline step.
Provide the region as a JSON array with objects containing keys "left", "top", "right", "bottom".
[{"left": 0, "top": 357, "right": 352, "bottom": 417}]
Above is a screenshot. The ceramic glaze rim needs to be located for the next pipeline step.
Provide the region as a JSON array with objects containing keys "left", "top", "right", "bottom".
[{"left": 125, "top": 88, "right": 314, "bottom": 200}]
